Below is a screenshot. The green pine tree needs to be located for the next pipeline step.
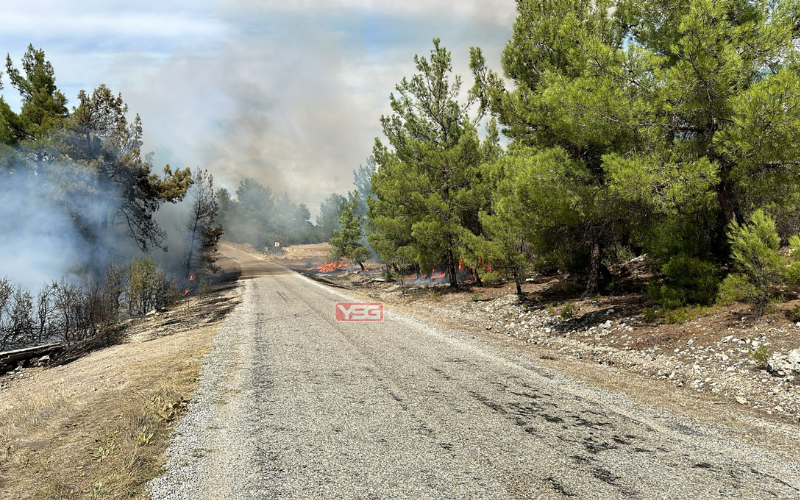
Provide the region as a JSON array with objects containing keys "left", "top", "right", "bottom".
[
  {"left": 470, "top": 0, "right": 654, "bottom": 295},
  {"left": 369, "top": 39, "right": 485, "bottom": 287},
  {"left": 329, "top": 193, "right": 370, "bottom": 271}
]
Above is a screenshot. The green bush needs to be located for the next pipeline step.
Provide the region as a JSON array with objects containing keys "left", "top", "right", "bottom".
[
  {"left": 787, "top": 235, "right": 800, "bottom": 285},
  {"left": 664, "top": 307, "right": 692, "bottom": 324},
  {"left": 643, "top": 308, "right": 658, "bottom": 322},
  {"left": 790, "top": 305, "right": 800, "bottom": 323},
  {"left": 750, "top": 344, "right": 771, "bottom": 369},
  {"left": 648, "top": 253, "right": 721, "bottom": 310},
  {"left": 718, "top": 210, "right": 785, "bottom": 310},
  {"left": 717, "top": 273, "right": 758, "bottom": 305},
  {"left": 128, "top": 256, "right": 174, "bottom": 316},
  {"left": 560, "top": 302, "right": 576, "bottom": 319},
  {"left": 647, "top": 283, "right": 685, "bottom": 310},
  {"left": 663, "top": 305, "right": 711, "bottom": 324},
  {"left": 479, "top": 271, "right": 504, "bottom": 285}
]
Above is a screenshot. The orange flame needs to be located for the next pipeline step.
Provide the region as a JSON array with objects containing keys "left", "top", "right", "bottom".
[
  {"left": 458, "top": 260, "right": 464, "bottom": 271},
  {"left": 314, "top": 261, "right": 346, "bottom": 273},
  {"left": 184, "top": 289, "right": 189, "bottom": 295},
  {"left": 189, "top": 273, "right": 195, "bottom": 281}
]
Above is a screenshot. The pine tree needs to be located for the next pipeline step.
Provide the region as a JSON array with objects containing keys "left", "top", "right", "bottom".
[
  {"left": 316, "top": 193, "right": 347, "bottom": 241},
  {"left": 470, "top": 0, "right": 653, "bottom": 295},
  {"left": 3, "top": 45, "right": 68, "bottom": 143},
  {"left": 370, "top": 39, "right": 485, "bottom": 287},
  {"left": 60, "top": 84, "right": 193, "bottom": 252},
  {"left": 184, "top": 168, "right": 223, "bottom": 279},
  {"left": 329, "top": 193, "right": 370, "bottom": 271}
]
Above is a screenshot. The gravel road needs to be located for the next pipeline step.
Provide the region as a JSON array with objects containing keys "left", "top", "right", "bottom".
[{"left": 149, "top": 245, "right": 800, "bottom": 499}]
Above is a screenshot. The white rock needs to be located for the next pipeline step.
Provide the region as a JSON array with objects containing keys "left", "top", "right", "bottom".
[{"left": 767, "top": 348, "right": 800, "bottom": 377}]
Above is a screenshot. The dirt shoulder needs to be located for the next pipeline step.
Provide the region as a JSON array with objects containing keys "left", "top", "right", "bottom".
[{"left": 0, "top": 275, "right": 242, "bottom": 499}]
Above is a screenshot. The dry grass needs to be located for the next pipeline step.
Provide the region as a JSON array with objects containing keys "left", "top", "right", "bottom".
[{"left": 0, "top": 322, "right": 219, "bottom": 499}]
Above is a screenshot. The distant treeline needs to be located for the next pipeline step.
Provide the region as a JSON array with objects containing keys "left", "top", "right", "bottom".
[
  {"left": 217, "top": 161, "right": 377, "bottom": 251},
  {"left": 216, "top": 179, "right": 316, "bottom": 248}
]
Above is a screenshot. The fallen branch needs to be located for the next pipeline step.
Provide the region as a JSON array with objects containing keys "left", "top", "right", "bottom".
[{"left": 0, "top": 343, "right": 63, "bottom": 372}]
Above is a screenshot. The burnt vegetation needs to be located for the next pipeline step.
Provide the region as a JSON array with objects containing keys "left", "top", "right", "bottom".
[{"left": 0, "top": 257, "right": 181, "bottom": 356}]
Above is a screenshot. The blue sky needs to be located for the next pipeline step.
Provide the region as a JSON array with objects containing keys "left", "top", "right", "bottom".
[{"left": 0, "top": 0, "right": 515, "bottom": 214}]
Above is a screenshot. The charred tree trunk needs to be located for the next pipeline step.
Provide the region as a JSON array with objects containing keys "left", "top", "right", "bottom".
[
  {"left": 584, "top": 239, "right": 602, "bottom": 297},
  {"left": 514, "top": 269, "right": 522, "bottom": 295},
  {"left": 474, "top": 268, "right": 483, "bottom": 287},
  {"left": 415, "top": 263, "right": 422, "bottom": 281},
  {"left": 446, "top": 248, "right": 458, "bottom": 288},
  {"left": 358, "top": 261, "right": 365, "bottom": 271}
]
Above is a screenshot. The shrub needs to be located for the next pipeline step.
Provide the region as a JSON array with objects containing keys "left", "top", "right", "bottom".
[
  {"left": 128, "top": 257, "right": 171, "bottom": 316},
  {"left": 648, "top": 253, "right": 721, "bottom": 310},
  {"left": 664, "top": 305, "right": 711, "bottom": 324},
  {"left": 789, "top": 305, "right": 800, "bottom": 323},
  {"left": 664, "top": 307, "right": 692, "bottom": 324},
  {"left": 717, "top": 273, "right": 759, "bottom": 305},
  {"left": 787, "top": 235, "right": 800, "bottom": 285},
  {"left": 750, "top": 344, "right": 771, "bottom": 369},
  {"left": 479, "top": 271, "right": 504, "bottom": 285},
  {"left": 718, "top": 210, "right": 785, "bottom": 310},
  {"left": 647, "top": 283, "right": 685, "bottom": 310},
  {"left": 560, "top": 302, "right": 576, "bottom": 319}
]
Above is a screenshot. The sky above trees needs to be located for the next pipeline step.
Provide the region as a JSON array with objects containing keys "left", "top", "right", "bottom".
[{"left": 0, "top": 0, "right": 514, "bottom": 215}]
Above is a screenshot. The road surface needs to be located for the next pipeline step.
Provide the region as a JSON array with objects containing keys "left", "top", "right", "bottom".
[{"left": 149, "top": 243, "right": 800, "bottom": 499}]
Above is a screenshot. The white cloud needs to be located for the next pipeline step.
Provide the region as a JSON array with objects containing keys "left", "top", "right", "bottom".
[
  {"left": 0, "top": 12, "right": 226, "bottom": 39},
  {"left": 230, "top": 0, "right": 517, "bottom": 26}
]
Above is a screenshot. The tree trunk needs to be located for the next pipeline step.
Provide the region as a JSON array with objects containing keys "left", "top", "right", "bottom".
[
  {"left": 514, "top": 269, "right": 522, "bottom": 295},
  {"left": 717, "top": 175, "right": 738, "bottom": 225},
  {"left": 584, "top": 239, "right": 602, "bottom": 297},
  {"left": 474, "top": 268, "right": 483, "bottom": 287},
  {"left": 415, "top": 263, "right": 421, "bottom": 281},
  {"left": 358, "top": 261, "right": 365, "bottom": 271},
  {"left": 447, "top": 248, "right": 458, "bottom": 288}
]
